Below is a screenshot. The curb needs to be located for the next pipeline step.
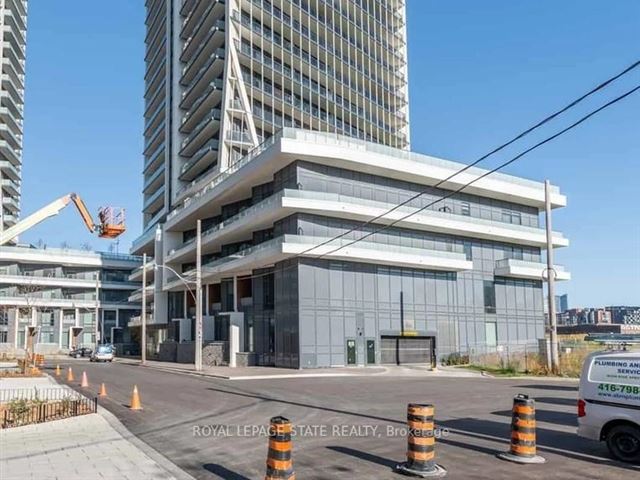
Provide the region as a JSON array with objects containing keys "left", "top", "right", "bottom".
[
  {"left": 113, "top": 358, "right": 393, "bottom": 381},
  {"left": 46, "top": 372, "right": 196, "bottom": 480},
  {"left": 97, "top": 405, "right": 197, "bottom": 480}
]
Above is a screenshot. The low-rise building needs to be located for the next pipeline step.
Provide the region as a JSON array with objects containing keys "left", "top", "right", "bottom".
[
  {"left": 0, "top": 245, "right": 142, "bottom": 355},
  {"left": 559, "top": 307, "right": 612, "bottom": 326},
  {"left": 607, "top": 306, "right": 640, "bottom": 325}
]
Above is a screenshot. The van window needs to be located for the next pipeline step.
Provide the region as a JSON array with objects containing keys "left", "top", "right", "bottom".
[{"left": 588, "top": 355, "right": 640, "bottom": 387}]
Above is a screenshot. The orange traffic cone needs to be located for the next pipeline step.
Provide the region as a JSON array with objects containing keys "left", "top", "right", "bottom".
[
  {"left": 67, "top": 367, "right": 74, "bottom": 382},
  {"left": 98, "top": 383, "right": 108, "bottom": 397},
  {"left": 55, "top": 364, "right": 61, "bottom": 376},
  {"left": 80, "top": 371, "right": 89, "bottom": 388},
  {"left": 129, "top": 385, "right": 142, "bottom": 410}
]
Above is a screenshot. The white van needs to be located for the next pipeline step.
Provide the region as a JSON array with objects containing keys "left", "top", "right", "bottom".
[{"left": 577, "top": 350, "right": 640, "bottom": 463}]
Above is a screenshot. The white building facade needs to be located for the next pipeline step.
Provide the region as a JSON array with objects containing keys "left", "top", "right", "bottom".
[
  {"left": 0, "top": 0, "right": 26, "bottom": 238},
  {"left": 0, "top": 246, "right": 142, "bottom": 355}
]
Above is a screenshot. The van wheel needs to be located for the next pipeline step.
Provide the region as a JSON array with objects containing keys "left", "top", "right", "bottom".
[{"left": 606, "top": 424, "right": 640, "bottom": 463}]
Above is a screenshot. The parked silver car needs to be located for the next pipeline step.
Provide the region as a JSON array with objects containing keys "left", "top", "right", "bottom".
[{"left": 90, "top": 345, "right": 114, "bottom": 362}]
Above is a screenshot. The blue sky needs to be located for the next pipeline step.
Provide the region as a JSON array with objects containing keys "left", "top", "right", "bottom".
[{"left": 18, "top": 1, "right": 639, "bottom": 306}]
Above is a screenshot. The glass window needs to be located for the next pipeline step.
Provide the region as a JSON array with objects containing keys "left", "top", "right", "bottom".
[
  {"left": 461, "top": 202, "right": 471, "bottom": 216},
  {"left": 463, "top": 242, "right": 473, "bottom": 261},
  {"left": 483, "top": 280, "right": 496, "bottom": 314}
]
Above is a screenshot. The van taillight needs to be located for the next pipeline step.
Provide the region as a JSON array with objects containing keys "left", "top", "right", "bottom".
[{"left": 578, "top": 399, "right": 586, "bottom": 417}]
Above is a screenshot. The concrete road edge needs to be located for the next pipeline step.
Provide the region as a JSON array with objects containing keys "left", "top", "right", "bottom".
[{"left": 97, "top": 404, "right": 197, "bottom": 480}]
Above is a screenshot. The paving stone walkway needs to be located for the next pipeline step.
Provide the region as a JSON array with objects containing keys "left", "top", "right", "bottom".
[
  {"left": 0, "top": 376, "right": 193, "bottom": 480},
  {"left": 0, "top": 414, "right": 183, "bottom": 480}
]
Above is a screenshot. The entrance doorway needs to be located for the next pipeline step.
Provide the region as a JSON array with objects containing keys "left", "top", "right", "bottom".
[
  {"left": 346, "top": 339, "right": 357, "bottom": 365},
  {"left": 366, "top": 339, "right": 376, "bottom": 364}
]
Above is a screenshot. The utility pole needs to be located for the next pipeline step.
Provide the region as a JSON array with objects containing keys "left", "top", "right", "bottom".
[
  {"left": 545, "top": 180, "right": 560, "bottom": 374},
  {"left": 141, "top": 253, "right": 147, "bottom": 366},
  {"left": 195, "top": 220, "right": 203, "bottom": 371},
  {"left": 95, "top": 273, "right": 100, "bottom": 348}
]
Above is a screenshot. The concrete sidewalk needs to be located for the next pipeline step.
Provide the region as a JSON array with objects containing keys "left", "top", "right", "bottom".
[
  {"left": 0, "top": 376, "right": 194, "bottom": 480},
  {"left": 114, "top": 357, "right": 483, "bottom": 380},
  {"left": 0, "top": 415, "right": 185, "bottom": 480}
]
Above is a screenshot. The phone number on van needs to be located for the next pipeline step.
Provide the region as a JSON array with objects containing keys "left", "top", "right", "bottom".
[{"left": 598, "top": 383, "right": 640, "bottom": 395}]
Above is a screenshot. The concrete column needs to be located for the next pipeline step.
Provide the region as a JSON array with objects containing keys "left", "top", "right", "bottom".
[
  {"left": 205, "top": 284, "right": 210, "bottom": 316},
  {"left": 229, "top": 325, "right": 239, "bottom": 368},
  {"left": 30, "top": 307, "right": 37, "bottom": 326},
  {"left": 183, "top": 290, "right": 188, "bottom": 319},
  {"left": 74, "top": 308, "right": 80, "bottom": 327},
  {"left": 13, "top": 308, "right": 19, "bottom": 348},
  {"left": 115, "top": 309, "right": 120, "bottom": 328},
  {"left": 58, "top": 310, "right": 64, "bottom": 349},
  {"left": 233, "top": 276, "right": 238, "bottom": 312}
]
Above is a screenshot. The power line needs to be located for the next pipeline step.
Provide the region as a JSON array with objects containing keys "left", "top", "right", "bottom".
[
  {"left": 294, "top": 58, "right": 640, "bottom": 258},
  {"left": 314, "top": 83, "right": 640, "bottom": 260},
  {"left": 193, "top": 65, "right": 640, "bottom": 283},
  {"left": 196, "top": 82, "right": 640, "bottom": 282}
]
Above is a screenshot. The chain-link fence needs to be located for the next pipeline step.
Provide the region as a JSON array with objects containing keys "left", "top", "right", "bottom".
[{"left": 441, "top": 334, "right": 633, "bottom": 376}]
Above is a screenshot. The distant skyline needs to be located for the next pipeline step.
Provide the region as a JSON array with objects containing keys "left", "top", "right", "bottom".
[{"left": 16, "top": 1, "right": 640, "bottom": 305}]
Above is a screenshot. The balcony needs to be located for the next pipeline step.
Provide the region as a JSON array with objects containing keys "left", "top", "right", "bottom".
[
  {"left": 180, "top": 50, "right": 225, "bottom": 109},
  {"left": 128, "top": 286, "right": 154, "bottom": 303},
  {"left": 0, "top": 140, "right": 21, "bottom": 166},
  {"left": 0, "top": 273, "right": 138, "bottom": 290},
  {"left": 179, "top": 109, "right": 221, "bottom": 157},
  {"left": 0, "top": 160, "right": 20, "bottom": 181},
  {"left": 2, "top": 195, "right": 19, "bottom": 213},
  {"left": 143, "top": 185, "right": 165, "bottom": 213},
  {"left": 0, "top": 106, "right": 22, "bottom": 136},
  {"left": 1, "top": 178, "right": 20, "bottom": 197},
  {"left": 143, "top": 120, "right": 165, "bottom": 156},
  {"left": 181, "top": 0, "right": 225, "bottom": 40},
  {"left": 143, "top": 142, "right": 165, "bottom": 174},
  {"left": 180, "top": 79, "right": 224, "bottom": 131},
  {"left": 166, "top": 235, "right": 472, "bottom": 290},
  {"left": 179, "top": 139, "right": 219, "bottom": 182},
  {"left": 181, "top": 21, "right": 225, "bottom": 84},
  {"left": 143, "top": 164, "right": 165, "bottom": 194},
  {"left": 128, "top": 260, "right": 155, "bottom": 283},
  {"left": 494, "top": 258, "right": 571, "bottom": 281},
  {"left": 130, "top": 227, "right": 157, "bottom": 256}
]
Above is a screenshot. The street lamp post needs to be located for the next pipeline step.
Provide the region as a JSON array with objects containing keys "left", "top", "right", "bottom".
[
  {"left": 153, "top": 263, "right": 200, "bottom": 370},
  {"left": 195, "top": 220, "right": 203, "bottom": 371},
  {"left": 141, "top": 253, "right": 147, "bottom": 366},
  {"left": 94, "top": 273, "right": 100, "bottom": 348}
]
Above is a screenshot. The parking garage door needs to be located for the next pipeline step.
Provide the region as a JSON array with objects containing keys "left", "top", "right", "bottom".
[{"left": 380, "top": 336, "right": 434, "bottom": 365}]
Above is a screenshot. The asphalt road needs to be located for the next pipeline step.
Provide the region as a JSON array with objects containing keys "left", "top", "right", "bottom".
[{"left": 49, "top": 359, "right": 639, "bottom": 480}]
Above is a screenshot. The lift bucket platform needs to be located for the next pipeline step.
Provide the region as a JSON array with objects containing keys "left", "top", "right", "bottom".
[{"left": 98, "top": 207, "right": 126, "bottom": 238}]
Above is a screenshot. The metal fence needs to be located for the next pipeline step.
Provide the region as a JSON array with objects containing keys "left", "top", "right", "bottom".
[
  {"left": 2, "top": 396, "right": 97, "bottom": 429},
  {"left": 440, "top": 342, "right": 543, "bottom": 373},
  {"left": 0, "top": 386, "right": 82, "bottom": 403}
]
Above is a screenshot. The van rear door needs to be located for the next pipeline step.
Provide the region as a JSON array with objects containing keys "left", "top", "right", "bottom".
[{"left": 586, "top": 354, "right": 640, "bottom": 408}]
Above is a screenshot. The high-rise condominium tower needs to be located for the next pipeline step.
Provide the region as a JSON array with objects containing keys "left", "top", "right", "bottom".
[
  {"left": 140, "top": 0, "right": 410, "bottom": 234},
  {"left": 0, "top": 0, "right": 26, "bottom": 239},
  {"left": 133, "top": 1, "right": 569, "bottom": 369}
]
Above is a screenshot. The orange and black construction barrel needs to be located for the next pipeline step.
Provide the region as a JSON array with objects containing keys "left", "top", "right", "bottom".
[
  {"left": 497, "top": 393, "right": 546, "bottom": 464},
  {"left": 265, "top": 416, "right": 295, "bottom": 480},
  {"left": 395, "top": 403, "right": 447, "bottom": 478}
]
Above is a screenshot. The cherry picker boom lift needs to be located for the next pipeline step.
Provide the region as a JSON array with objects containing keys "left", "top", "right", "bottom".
[{"left": 0, "top": 193, "right": 125, "bottom": 245}]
